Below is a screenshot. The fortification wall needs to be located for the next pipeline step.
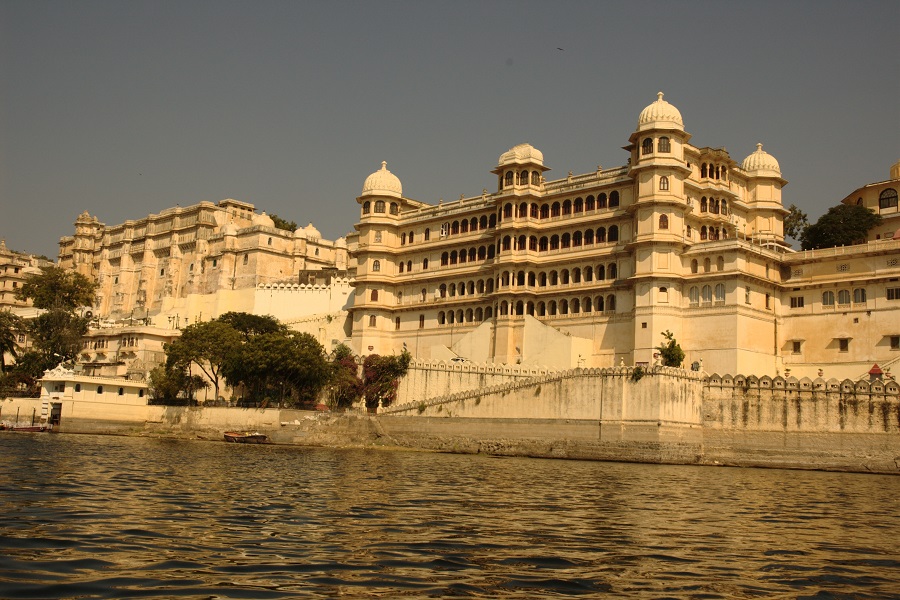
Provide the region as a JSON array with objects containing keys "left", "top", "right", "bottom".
[{"left": 395, "top": 359, "right": 557, "bottom": 406}]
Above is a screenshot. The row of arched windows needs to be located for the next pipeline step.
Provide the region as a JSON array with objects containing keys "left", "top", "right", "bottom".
[
  {"left": 498, "top": 295, "right": 617, "bottom": 317},
  {"left": 440, "top": 214, "right": 497, "bottom": 237},
  {"left": 699, "top": 197, "right": 728, "bottom": 215},
  {"left": 497, "top": 264, "right": 619, "bottom": 288},
  {"left": 498, "top": 226, "right": 621, "bottom": 253},
  {"left": 502, "top": 170, "right": 542, "bottom": 189},
  {"left": 361, "top": 200, "right": 400, "bottom": 215},
  {"left": 641, "top": 137, "right": 671, "bottom": 155},
  {"left": 691, "top": 256, "right": 726, "bottom": 273},
  {"left": 439, "top": 245, "right": 496, "bottom": 266},
  {"left": 439, "top": 279, "right": 496, "bottom": 298},
  {"left": 499, "top": 192, "right": 621, "bottom": 222},
  {"left": 439, "top": 306, "right": 494, "bottom": 325},
  {"left": 699, "top": 226, "right": 726, "bottom": 241},
  {"left": 688, "top": 284, "right": 726, "bottom": 305},
  {"left": 700, "top": 163, "right": 728, "bottom": 181},
  {"left": 822, "top": 289, "right": 867, "bottom": 306}
]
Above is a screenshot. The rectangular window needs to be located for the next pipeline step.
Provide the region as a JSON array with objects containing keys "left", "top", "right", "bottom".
[
  {"left": 792, "top": 341, "right": 801, "bottom": 354},
  {"left": 395, "top": 317, "right": 400, "bottom": 330},
  {"left": 891, "top": 336, "right": 900, "bottom": 350},
  {"left": 887, "top": 287, "right": 900, "bottom": 300},
  {"left": 790, "top": 296, "right": 804, "bottom": 308},
  {"left": 745, "top": 288, "right": 751, "bottom": 305},
  {"left": 839, "top": 339, "right": 849, "bottom": 352}
]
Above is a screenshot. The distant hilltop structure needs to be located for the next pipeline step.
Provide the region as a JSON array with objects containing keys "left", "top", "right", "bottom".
[
  {"left": 0, "top": 239, "right": 54, "bottom": 311},
  {"left": 348, "top": 93, "right": 900, "bottom": 379}
]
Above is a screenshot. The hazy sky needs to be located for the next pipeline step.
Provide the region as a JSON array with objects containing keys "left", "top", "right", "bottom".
[{"left": 1, "top": 0, "right": 898, "bottom": 258}]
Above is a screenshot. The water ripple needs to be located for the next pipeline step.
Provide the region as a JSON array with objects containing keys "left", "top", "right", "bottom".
[{"left": 0, "top": 434, "right": 898, "bottom": 598}]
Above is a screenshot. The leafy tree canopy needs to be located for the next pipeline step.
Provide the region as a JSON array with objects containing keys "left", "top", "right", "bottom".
[
  {"left": 0, "top": 310, "right": 24, "bottom": 374},
  {"left": 269, "top": 213, "right": 298, "bottom": 232},
  {"left": 165, "top": 320, "right": 242, "bottom": 400},
  {"left": 800, "top": 204, "right": 882, "bottom": 250},
  {"left": 656, "top": 330, "right": 685, "bottom": 368},
  {"left": 217, "top": 312, "right": 286, "bottom": 341},
  {"left": 14, "top": 266, "right": 97, "bottom": 311},
  {"left": 28, "top": 309, "right": 90, "bottom": 366},
  {"left": 362, "top": 350, "right": 411, "bottom": 410},
  {"left": 148, "top": 365, "right": 208, "bottom": 405},
  {"left": 328, "top": 344, "right": 363, "bottom": 410},
  {"left": 783, "top": 204, "right": 809, "bottom": 241}
]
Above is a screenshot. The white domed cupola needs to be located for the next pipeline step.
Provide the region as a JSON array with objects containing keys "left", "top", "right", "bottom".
[
  {"left": 741, "top": 143, "right": 782, "bottom": 177},
  {"left": 361, "top": 161, "right": 402, "bottom": 198},
  {"left": 637, "top": 92, "right": 684, "bottom": 132},
  {"left": 497, "top": 143, "right": 545, "bottom": 168}
]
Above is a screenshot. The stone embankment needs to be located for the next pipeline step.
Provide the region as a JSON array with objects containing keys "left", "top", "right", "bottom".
[{"left": 3, "top": 365, "right": 898, "bottom": 474}]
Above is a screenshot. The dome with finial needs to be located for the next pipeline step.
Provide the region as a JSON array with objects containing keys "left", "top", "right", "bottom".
[
  {"left": 254, "top": 211, "right": 275, "bottom": 228},
  {"left": 741, "top": 143, "right": 782, "bottom": 177},
  {"left": 637, "top": 91, "right": 684, "bottom": 132},
  {"left": 498, "top": 143, "right": 544, "bottom": 167},
  {"left": 361, "top": 161, "right": 402, "bottom": 198}
]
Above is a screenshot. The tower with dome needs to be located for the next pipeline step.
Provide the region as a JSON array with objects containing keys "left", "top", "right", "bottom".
[{"left": 350, "top": 93, "right": 899, "bottom": 379}]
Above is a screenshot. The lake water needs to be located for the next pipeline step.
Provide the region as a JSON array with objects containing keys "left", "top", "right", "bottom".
[{"left": 0, "top": 433, "right": 898, "bottom": 599}]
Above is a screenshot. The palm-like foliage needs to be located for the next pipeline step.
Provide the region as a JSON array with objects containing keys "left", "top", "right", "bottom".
[{"left": 0, "top": 310, "right": 24, "bottom": 374}]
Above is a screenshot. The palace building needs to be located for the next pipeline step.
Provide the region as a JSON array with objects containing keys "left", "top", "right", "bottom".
[{"left": 350, "top": 93, "right": 900, "bottom": 379}]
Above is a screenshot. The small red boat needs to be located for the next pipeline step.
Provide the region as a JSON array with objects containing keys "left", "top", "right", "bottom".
[{"left": 224, "top": 431, "right": 269, "bottom": 444}]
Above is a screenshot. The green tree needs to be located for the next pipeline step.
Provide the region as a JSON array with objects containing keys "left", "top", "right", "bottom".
[
  {"left": 269, "top": 213, "right": 298, "bottom": 232},
  {"left": 328, "top": 344, "right": 363, "bottom": 410},
  {"left": 27, "top": 309, "right": 90, "bottom": 366},
  {"left": 148, "top": 365, "right": 209, "bottom": 405},
  {"left": 800, "top": 204, "right": 882, "bottom": 250},
  {"left": 0, "top": 310, "right": 24, "bottom": 374},
  {"left": 656, "top": 330, "right": 685, "bottom": 368},
  {"left": 362, "top": 350, "right": 411, "bottom": 411},
  {"left": 14, "top": 266, "right": 97, "bottom": 310},
  {"left": 165, "top": 320, "right": 242, "bottom": 401},
  {"left": 223, "top": 331, "right": 331, "bottom": 408},
  {"left": 217, "top": 312, "right": 286, "bottom": 341},
  {"left": 783, "top": 204, "right": 809, "bottom": 241}
]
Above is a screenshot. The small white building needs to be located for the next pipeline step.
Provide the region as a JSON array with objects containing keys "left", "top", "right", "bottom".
[{"left": 39, "top": 364, "right": 149, "bottom": 429}]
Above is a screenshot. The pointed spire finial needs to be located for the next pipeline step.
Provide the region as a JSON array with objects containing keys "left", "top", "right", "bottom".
[{"left": 657, "top": 91, "right": 664, "bottom": 101}]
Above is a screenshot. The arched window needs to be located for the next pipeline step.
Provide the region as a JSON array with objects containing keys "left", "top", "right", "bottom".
[
  {"left": 608, "top": 225, "right": 619, "bottom": 242},
  {"left": 597, "top": 227, "right": 606, "bottom": 243},
  {"left": 715, "top": 284, "right": 725, "bottom": 302},
  {"left": 607, "top": 295, "right": 616, "bottom": 312},
  {"left": 597, "top": 265, "right": 605, "bottom": 280},
  {"left": 480, "top": 215, "right": 488, "bottom": 229},
  {"left": 441, "top": 252, "right": 448, "bottom": 266},
  {"left": 596, "top": 296, "right": 604, "bottom": 312},
  {"left": 439, "top": 284, "right": 447, "bottom": 298},
  {"left": 598, "top": 193, "right": 607, "bottom": 208},
  {"left": 700, "top": 226, "right": 708, "bottom": 240},
  {"left": 659, "top": 176, "right": 669, "bottom": 191},
  {"left": 529, "top": 236, "right": 538, "bottom": 251},
  {"left": 539, "top": 237, "right": 549, "bottom": 252},
  {"left": 658, "top": 287, "right": 669, "bottom": 303},
  {"left": 854, "top": 288, "right": 867, "bottom": 303},
  {"left": 689, "top": 286, "right": 700, "bottom": 305},
  {"left": 701, "top": 163, "right": 708, "bottom": 178},
  {"left": 658, "top": 137, "right": 671, "bottom": 153},
  {"left": 584, "top": 297, "right": 592, "bottom": 312},
  {"left": 880, "top": 188, "right": 899, "bottom": 209},
  {"left": 438, "top": 312, "right": 446, "bottom": 325},
  {"left": 574, "top": 198, "right": 583, "bottom": 213},
  {"left": 659, "top": 215, "right": 669, "bottom": 230},
  {"left": 532, "top": 171, "right": 541, "bottom": 185},
  {"left": 401, "top": 233, "right": 407, "bottom": 245},
  {"left": 586, "top": 195, "right": 596, "bottom": 211},
  {"left": 540, "top": 204, "right": 550, "bottom": 219},
  {"left": 539, "top": 272, "right": 547, "bottom": 287},
  {"left": 369, "top": 315, "right": 377, "bottom": 327},
  {"left": 424, "top": 228, "right": 430, "bottom": 241},
  {"left": 97, "top": 386, "right": 104, "bottom": 394},
  {"left": 422, "top": 258, "right": 429, "bottom": 270},
  {"left": 421, "top": 288, "right": 427, "bottom": 301},
  {"left": 502, "top": 236, "right": 512, "bottom": 251},
  {"left": 822, "top": 291, "right": 835, "bottom": 306},
  {"left": 460, "top": 220, "right": 469, "bottom": 233},
  {"left": 489, "top": 214, "right": 497, "bottom": 228},
  {"left": 487, "top": 245, "right": 496, "bottom": 259},
  {"left": 519, "top": 170, "right": 528, "bottom": 185},
  {"left": 374, "top": 200, "right": 386, "bottom": 213},
  {"left": 700, "top": 197, "right": 708, "bottom": 212},
  {"left": 691, "top": 259, "right": 698, "bottom": 274},
  {"left": 504, "top": 204, "right": 513, "bottom": 218},
  {"left": 561, "top": 233, "right": 570, "bottom": 248},
  {"left": 530, "top": 203, "right": 539, "bottom": 218},
  {"left": 518, "top": 203, "right": 527, "bottom": 218},
  {"left": 399, "top": 262, "right": 405, "bottom": 273},
  {"left": 370, "top": 290, "right": 378, "bottom": 302},
  {"left": 450, "top": 250, "right": 458, "bottom": 265},
  {"left": 573, "top": 231, "right": 582, "bottom": 246},
  {"left": 372, "top": 260, "right": 380, "bottom": 272},
  {"left": 584, "top": 266, "right": 593, "bottom": 282},
  {"left": 701, "top": 285, "right": 712, "bottom": 303},
  {"left": 584, "top": 229, "right": 594, "bottom": 245},
  {"left": 419, "top": 315, "right": 425, "bottom": 329},
  {"left": 470, "top": 217, "right": 478, "bottom": 231},
  {"left": 362, "top": 201, "right": 371, "bottom": 214},
  {"left": 562, "top": 200, "right": 572, "bottom": 215},
  {"left": 407, "top": 260, "right": 412, "bottom": 272},
  {"left": 550, "top": 235, "right": 560, "bottom": 250},
  {"left": 451, "top": 221, "right": 460, "bottom": 235},
  {"left": 504, "top": 171, "right": 514, "bottom": 187},
  {"left": 838, "top": 289, "right": 851, "bottom": 305},
  {"left": 389, "top": 203, "right": 399, "bottom": 215},
  {"left": 608, "top": 263, "right": 617, "bottom": 279},
  {"left": 717, "top": 256, "right": 725, "bottom": 271},
  {"left": 642, "top": 138, "right": 653, "bottom": 155},
  {"left": 721, "top": 199, "right": 727, "bottom": 215},
  {"left": 551, "top": 202, "right": 561, "bottom": 217},
  {"left": 609, "top": 191, "right": 620, "bottom": 208}
]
